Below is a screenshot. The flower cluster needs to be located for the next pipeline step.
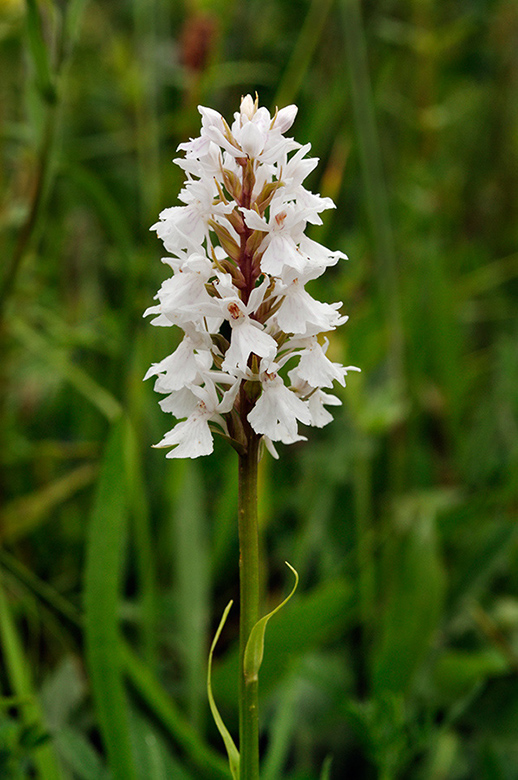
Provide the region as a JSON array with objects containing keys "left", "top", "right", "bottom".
[{"left": 145, "top": 94, "right": 359, "bottom": 459}]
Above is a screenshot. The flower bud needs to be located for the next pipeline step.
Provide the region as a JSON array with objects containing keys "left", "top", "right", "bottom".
[{"left": 240, "top": 93, "right": 256, "bottom": 120}]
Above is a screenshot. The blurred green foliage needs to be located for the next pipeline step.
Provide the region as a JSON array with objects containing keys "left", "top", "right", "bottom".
[{"left": 0, "top": 0, "right": 517, "bottom": 777}]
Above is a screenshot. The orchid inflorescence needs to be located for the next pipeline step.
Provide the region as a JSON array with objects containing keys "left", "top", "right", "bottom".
[{"left": 145, "top": 94, "right": 359, "bottom": 459}]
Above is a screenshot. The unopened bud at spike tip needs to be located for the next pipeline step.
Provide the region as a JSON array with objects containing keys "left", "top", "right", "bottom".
[{"left": 240, "top": 94, "right": 255, "bottom": 120}]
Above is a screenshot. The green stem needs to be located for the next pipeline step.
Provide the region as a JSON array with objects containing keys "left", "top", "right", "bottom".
[{"left": 238, "top": 429, "right": 261, "bottom": 780}]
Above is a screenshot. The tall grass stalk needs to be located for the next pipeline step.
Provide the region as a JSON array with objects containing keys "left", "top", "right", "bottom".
[
  {"left": 0, "top": 570, "right": 61, "bottom": 780},
  {"left": 341, "top": 0, "right": 404, "bottom": 387}
]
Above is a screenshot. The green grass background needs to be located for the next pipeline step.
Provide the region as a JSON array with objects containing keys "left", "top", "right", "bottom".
[{"left": 1, "top": 0, "right": 517, "bottom": 777}]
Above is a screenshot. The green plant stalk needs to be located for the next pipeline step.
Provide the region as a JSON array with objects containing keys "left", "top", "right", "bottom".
[{"left": 238, "top": 429, "right": 261, "bottom": 780}]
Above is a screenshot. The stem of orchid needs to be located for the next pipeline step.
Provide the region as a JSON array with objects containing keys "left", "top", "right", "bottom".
[{"left": 238, "top": 428, "right": 260, "bottom": 780}]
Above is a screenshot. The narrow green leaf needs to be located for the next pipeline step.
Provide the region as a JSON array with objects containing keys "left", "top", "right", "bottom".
[
  {"left": 53, "top": 726, "right": 108, "bottom": 780},
  {"left": 0, "top": 463, "right": 97, "bottom": 542},
  {"left": 207, "top": 601, "right": 240, "bottom": 780},
  {"left": 243, "top": 562, "right": 299, "bottom": 683},
  {"left": 274, "top": 0, "right": 334, "bottom": 107},
  {"left": 12, "top": 319, "right": 122, "bottom": 421},
  {"left": 320, "top": 755, "right": 333, "bottom": 780},
  {"left": 0, "top": 550, "right": 228, "bottom": 780},
  {"left": 129, "top": 711, "right": 195, "bottom": 780},
  {"left": 125, "top": 419, "right": 158, "bottom": 666},
  {"left": 25, "top": 0, "right": 57, "bottom": 103},
  {"left": 213, "top": 577, "right": 355, "bottom": 704},
  {"left": 262, "top": 675, "right": 300, "bottom": 780},
  {"left": 169, "top": 460, "right": 210, "bottom": 728},
  {"left": 372, "top": 498, "right": 446, "bottom": 697},
  {"left": 433, "top": 649, "right": 508, "bottom": 702},
  {"left": 0, "top": 571, "right": 61, "bottom": 780},
  {"left": 84, "top": 418, "right": 137, "bottom": 780},
  {"left": 212, "top": 458, "right": 239, "bottom": 580},
  {"left": 341, "top": 0, "right": 404, "bottom": 386},
  {"left": 121, "top": 645, "right": 230, "bottom": 780},
  {"left": 448, "top": 520, "right": 517, "bottom": 617},
  {"left": 66, "top": 164, "right": 133, "bottom": 262}
]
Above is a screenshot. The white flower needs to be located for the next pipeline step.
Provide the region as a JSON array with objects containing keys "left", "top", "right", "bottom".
[
  {"left": 198, "top": 98, "right": 300, "bottom": 165},
  {"left": 297, "top": 235, "right": 346, "bottom": 280},
  {"left": 144, "top": 254, "right": 216, "bottom": 327},
  {"left": 175, "top": 139, "right": 222, "bottom": 177},
  {"left": 308, "top": 390, "right": 342, "bottom": 428},
  {"left": 247, "top": 372, "right": 311, "bottom": 443},
  {"left": 151, "top": 181, "right": 235, "bottom": 252},
  {"left": 217, "top": 278, "right": 277, "bottom": 373},
  {"left": 158, "top": 385, "right": 199, "bottom": 418},
  {"left": 154, "top": 379, "right": 239, "bottom": 459},
  {"left": 242, "top": 203, "right": 309, "bottom": 276},
  {"left": 272, "top": 104, "right": 298, "bottom": 133},
  {"left": 287, "top": 372, "right": 343, "bottom": 428},
  {"left": 240, "top": 94, "right": 256, "bottom": 120},
  {"left": 294, "top": 338, "right": 360, "bottom": 388},
  {"left": 155, "top": 411, "right": 215, "bottom": 459},
  {"left": 145, "top": 94, "right": 358, "bottom": 458},
  {"left": 222, "top": 313, "right": 277, "bottom": 373},
  {"left": 274, "top": 278, "right": 347, "bottom": 336},
  {"left": 144, "top": 336, "right": 212, "bottom": 392}
]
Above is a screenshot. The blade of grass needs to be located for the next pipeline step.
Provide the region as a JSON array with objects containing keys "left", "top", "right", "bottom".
[
  {"left": 211, "top": 455, "right": 239, "bottom": 581},
  {"left": 121, "top": 644, "right": 230, "bottom": 779},
  {"left": 65, "top": 164, "right": 133, "bottom": 264},
  {"left": 168, "top": 460, "right": 210, "bottom": 729},
  {"left": 353, "top": 436, "right": 376, "bottom": 664},
  {"left": 53, "top": 726, "right": 108, "bottom": 780},
  {"left": 262, "top": 675, "right": 300, "bottom": 780},
  {"left": 340, "top": 0, "right": 404, "bottom": 389},
  {"left": 1, "top": 0, "right": 85, "bottom": 313},
  {"left": 132, "top": 0, "right": 161, "bottom": 221},
  {"left": 320, "top": 755, "right": 333, "bottom": 780},
  {"left": 0, "top": 569, "right": 62, "bottom": 780},
  {"left": 274, "top": 0, "right": 335, "bottom": 108},
  {"left": 130, "top": 710, "right": 196, "bottom": 780},
  {"left": 125, "top": 421, "right": 158, "bottom": 667},
  {"left": 11, "top": 318, "right": 122, "bottom": 421},
  {"left": 84, "top": 418, "right": 137, "bottom": 780},
  {"left": 447, "top": 519, "right": 517, "bottom": 623},
  {"left": 372, "top": 495, "right": 446, "bottom": 697},
  {"left": 0, "top": 550, "right": 229, "bottom": 779},
  {"left": 25, "top": 0, "right": 57, "bottom": 104},
  {"left": 0, "top": 106, "right": 58, "bottom": 314},
  {"left": 0, "top": 463, "right": 97, "bottom": 543},
  {"left": 0, "top": 549, "right": 81, "bottom": 629}
]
